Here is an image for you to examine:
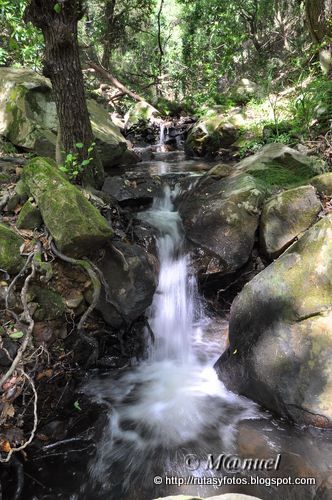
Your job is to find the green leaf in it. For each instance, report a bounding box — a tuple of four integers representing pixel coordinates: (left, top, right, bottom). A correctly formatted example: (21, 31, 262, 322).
(81, 159, 90, 166)
(54, 3, 61, 14)
(59, 166, 67, 172)
(75, 142, 84, 149)
(74, 400, 82, 411)
(9, 331, 24, 340)
(66, 153, 74, 162)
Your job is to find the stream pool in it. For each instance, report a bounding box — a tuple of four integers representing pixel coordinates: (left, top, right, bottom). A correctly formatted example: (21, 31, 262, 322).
(19, 153, 332, 500)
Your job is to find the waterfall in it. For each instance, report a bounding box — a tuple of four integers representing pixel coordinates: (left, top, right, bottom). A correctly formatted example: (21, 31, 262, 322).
(140, 185, 198, 363)
(157, 122, 167, 151)
(84, 185, 261, 499)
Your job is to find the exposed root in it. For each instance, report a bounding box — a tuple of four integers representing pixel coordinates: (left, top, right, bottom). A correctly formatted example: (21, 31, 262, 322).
(49, 241, 101, 332)
(0, 260, 36, 390)
(0, 369, 38, 463)
(108, 242, 129, 271)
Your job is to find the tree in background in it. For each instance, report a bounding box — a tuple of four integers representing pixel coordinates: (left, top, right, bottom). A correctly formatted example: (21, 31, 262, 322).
(305, 0, 332, 77)
(24, 0, 104, 188)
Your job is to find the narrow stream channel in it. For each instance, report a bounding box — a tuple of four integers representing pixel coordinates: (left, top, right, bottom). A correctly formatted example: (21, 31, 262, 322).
(79, 153, 332, 500)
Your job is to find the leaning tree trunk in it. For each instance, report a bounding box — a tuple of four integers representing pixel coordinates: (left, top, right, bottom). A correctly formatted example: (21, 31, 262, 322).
(24, 0, 104, 188)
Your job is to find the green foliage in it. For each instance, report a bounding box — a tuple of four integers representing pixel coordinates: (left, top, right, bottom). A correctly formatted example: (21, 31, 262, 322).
(59, 142, 96, 181)
(0, 0, 43, 67)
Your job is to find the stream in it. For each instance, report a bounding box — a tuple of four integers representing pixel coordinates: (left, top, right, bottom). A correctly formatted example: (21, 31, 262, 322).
(20, 152, 332, 500)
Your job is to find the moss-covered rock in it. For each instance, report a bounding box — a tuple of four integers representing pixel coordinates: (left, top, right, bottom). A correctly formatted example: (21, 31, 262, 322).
(28, 284, 66, 322)
(235, 143, 327, 189)
(216, 214, 332, 427)
(22, 157, 113, 255)
(0, 67, 128, 167)
(179, 173, 266, 275)
(16, 200, 43, 230)
(185, 113, 239, 158)
(260, 185, 321, 258)
(310, 172, 332, 197)
(124, 101, 160, 128)
(0, 222, 24, 274)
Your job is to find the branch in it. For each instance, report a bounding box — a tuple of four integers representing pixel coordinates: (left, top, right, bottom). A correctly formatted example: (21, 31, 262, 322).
(88, 61, 146, 102)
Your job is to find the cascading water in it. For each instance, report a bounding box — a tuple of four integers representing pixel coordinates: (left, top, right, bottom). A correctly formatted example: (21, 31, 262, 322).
(83, 185, 261, 499)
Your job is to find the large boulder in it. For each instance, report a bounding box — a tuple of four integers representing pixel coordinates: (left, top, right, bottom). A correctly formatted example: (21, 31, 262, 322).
(0, 67, 128, 167)
(22, 157, 113, 256)
(124, 101, 160, 129)
(235, 143, 327, 188)
(215, 214, 332, 428)
(0, 222, 25, 274)
(96, 242, 157, 327)
(185, 113, 240, 158)
(310, 172, 332, 197)
(179, 173, 266, 275)
(260, 185, 321, 258)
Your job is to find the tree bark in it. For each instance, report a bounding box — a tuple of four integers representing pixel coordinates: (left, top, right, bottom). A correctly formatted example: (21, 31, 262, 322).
(101, 0, 117, 69)
(305, 0, 332, 76)
(24, 0, 104, 188)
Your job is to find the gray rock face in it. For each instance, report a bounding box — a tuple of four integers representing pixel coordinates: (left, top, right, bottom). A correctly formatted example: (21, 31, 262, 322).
(179, 173, 266, 275)
(260, 185, 321, 258)
(96, 241, 157, 327)
(310, 172, 332, 196)
(215, 215, 332, 428)
(0, 67, 128, 167)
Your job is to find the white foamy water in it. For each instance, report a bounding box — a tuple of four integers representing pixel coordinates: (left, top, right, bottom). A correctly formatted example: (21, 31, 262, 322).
(84, 185, 261, 498)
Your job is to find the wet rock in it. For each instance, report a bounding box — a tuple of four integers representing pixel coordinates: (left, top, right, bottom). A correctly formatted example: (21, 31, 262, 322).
(310, 172, 332, 196)
(102, 173, 162, 206)
(260, 185, 321, 258)
(179, 173, 266, 276)
(96, 241, 157, 327)
(0, 222, 25, 274)
(16, 200, 42, 230)
(23, 157, 113, 256)
(215, 214, 332, 428)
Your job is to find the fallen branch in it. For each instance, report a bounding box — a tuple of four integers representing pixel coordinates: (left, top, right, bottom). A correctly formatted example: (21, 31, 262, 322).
(88, 61, 145, 103)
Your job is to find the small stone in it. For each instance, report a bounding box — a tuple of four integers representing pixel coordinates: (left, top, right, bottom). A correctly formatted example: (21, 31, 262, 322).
(16, 200, 42, 230)
(65, 291, 84, 309)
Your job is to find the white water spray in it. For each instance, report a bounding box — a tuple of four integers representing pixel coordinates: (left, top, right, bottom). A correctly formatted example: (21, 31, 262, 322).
(85, 185, 261, 498)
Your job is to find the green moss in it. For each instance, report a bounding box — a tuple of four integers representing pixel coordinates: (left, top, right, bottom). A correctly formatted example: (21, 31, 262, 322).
(0, 222, 25, 274)
(16, 200, 42, 229)
(29, 284, 65, 321)
(248, 161, 317, 188)
(23, 157, 113, 256)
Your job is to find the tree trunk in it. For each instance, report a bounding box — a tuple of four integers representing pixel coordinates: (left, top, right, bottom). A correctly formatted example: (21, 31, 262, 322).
(101, 0, 116, 69)
(24, 0, 104, 188)
(305, 0, 332, 76)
